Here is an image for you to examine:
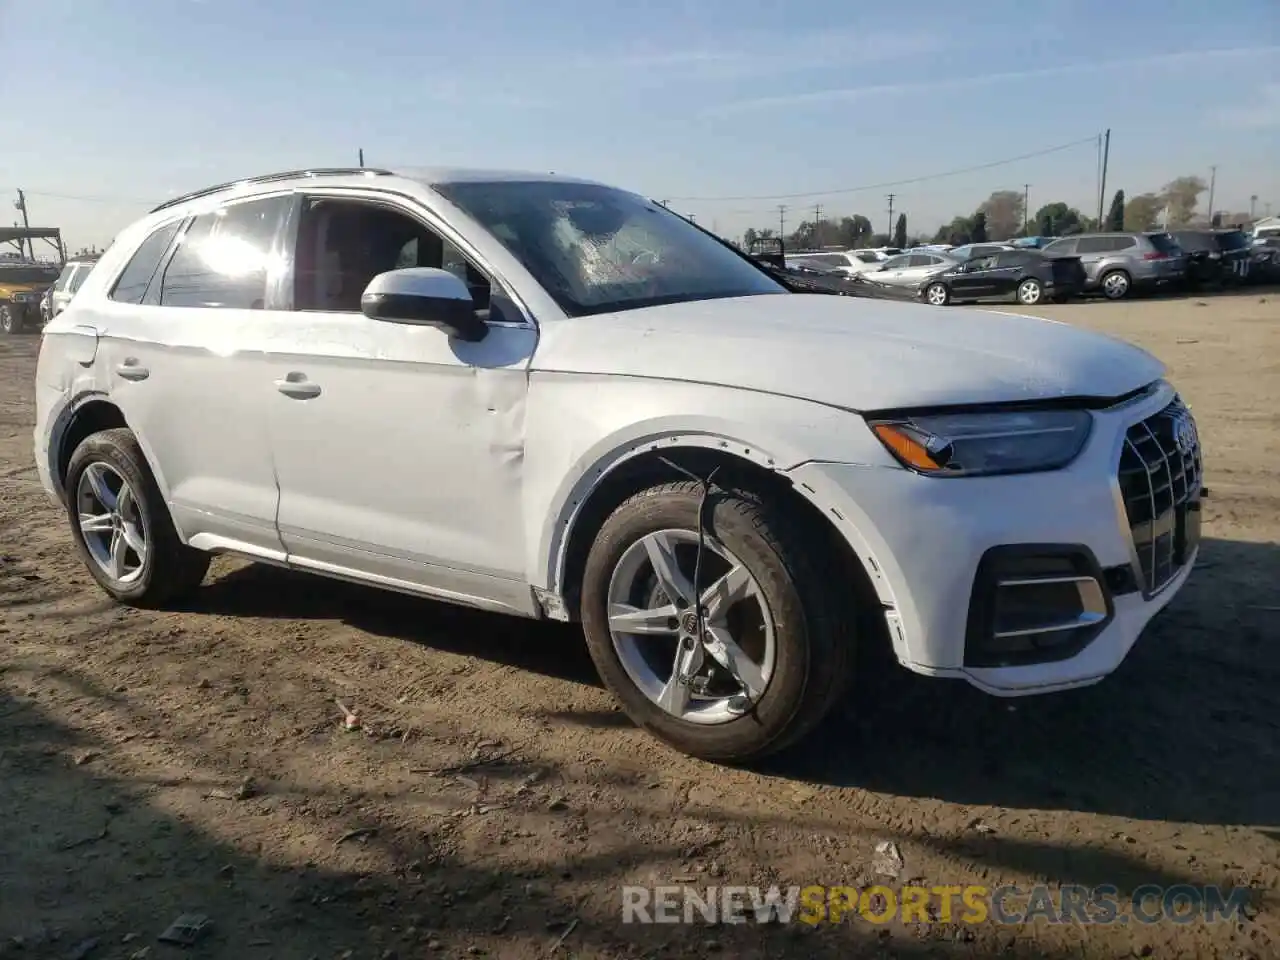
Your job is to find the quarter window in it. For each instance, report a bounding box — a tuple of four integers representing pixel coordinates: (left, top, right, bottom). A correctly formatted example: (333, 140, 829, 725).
(109, 220, 184, 304)
(158, 195, 289, 309)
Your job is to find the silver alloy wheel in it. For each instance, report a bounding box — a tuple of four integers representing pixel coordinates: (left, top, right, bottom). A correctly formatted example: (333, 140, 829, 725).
(0, 306, 13, 333)
(76, 462, 147, 585)
(1102, 272, 1129, 299)
(606, 528, 776, 725)
(925, 283, 948, 306)
(1017, 279, 1042, 304)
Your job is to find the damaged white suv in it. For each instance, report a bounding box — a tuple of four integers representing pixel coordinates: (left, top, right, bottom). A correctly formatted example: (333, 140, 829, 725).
(34, 167, 1203, 762)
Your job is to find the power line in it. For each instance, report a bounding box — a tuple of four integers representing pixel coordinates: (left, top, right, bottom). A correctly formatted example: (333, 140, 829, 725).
(16, 188, 155, 205)
(664, 134, 1100, 202)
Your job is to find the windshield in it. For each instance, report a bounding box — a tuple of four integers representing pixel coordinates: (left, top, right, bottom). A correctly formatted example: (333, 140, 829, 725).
(0, 265, 59, 284)
(433, 180, 785, 316)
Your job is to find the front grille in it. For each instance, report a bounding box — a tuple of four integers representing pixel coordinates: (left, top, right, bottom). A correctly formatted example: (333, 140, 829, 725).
(1118, 397, 1202, 593)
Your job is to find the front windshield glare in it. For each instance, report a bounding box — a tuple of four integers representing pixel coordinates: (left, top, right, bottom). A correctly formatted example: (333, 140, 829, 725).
(433, 180, 786, 316)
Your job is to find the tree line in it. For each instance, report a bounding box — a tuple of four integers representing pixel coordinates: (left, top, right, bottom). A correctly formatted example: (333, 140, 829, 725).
(740, 174, 1251, 251)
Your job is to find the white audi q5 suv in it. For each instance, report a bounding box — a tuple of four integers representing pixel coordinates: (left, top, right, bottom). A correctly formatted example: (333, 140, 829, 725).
(34, 167, 1203, 762)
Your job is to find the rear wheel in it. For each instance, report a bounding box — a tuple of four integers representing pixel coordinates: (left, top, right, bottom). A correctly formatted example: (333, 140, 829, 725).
(0, 305, 18, 334)
(924, 282, 950, 306)
(1016, 278, 1044, 305)
(580, 481, 853, 763)
(1100, 269, 1131, 300)
(65, 428, 210, 608)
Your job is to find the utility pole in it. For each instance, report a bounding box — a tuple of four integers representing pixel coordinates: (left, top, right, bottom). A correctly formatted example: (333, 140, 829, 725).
(1250, 195, 1258, 220)
(1206, 165, 1217, 225)
(358, 148, 364, 168)
(777, 204, 787, 239)
(813, 203, 822, 248)
(1023, 184, 1030, 233)
(14, 190, 32, 259)
(885, 194, 895, 241)
(1096, 128, 1110, 227)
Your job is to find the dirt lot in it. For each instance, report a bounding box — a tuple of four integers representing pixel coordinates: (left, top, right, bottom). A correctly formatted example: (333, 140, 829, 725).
(2, 291, 1278, 960)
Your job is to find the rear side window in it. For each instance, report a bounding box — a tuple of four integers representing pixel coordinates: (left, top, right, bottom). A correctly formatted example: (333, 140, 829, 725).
(159, 195, 290, 309)
(109, 221, 184, 304)
(1146, 233, 1181, 254)
(67, 264, 93, 293)
(53, 265, 76, 292)
(855, 252, 881, 263)
(905, 254, 934, 267)
(1173, 232, 1213, 252)
(995, 251, 1030, 267)
(1075, 236, 1114, 254)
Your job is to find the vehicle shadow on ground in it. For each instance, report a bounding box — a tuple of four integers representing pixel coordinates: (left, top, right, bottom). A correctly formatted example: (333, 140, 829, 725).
(770, 536, 1280, 829)
(2, 679, 1201, 959)
(184, 561, 600, 688)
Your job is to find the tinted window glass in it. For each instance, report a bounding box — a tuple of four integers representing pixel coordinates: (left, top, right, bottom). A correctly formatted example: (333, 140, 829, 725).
(1146, 233, 1181, 254)
(1074, 236, 1112, 254)
(968, 255, 997, 270)
(995, 251, 1030, 267)
(905, 254, 933, 267)
(880, 255, 910, 269)
(855, 252, 881, 263)
(67, 264, 93, 293)
(110, 220, 184, 304)
(1215, 230, 1250, 251)
(1043, 238, 1076, 255)
(53, 264, 77, 292)
(159, 196, 289, 309)
(1173, 231, 1213, 253)
(1111, 236, 1136, 250)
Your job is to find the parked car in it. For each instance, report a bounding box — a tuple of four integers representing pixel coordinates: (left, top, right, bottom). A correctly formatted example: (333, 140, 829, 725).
(921, 248, 1087, 306)
(0, 260, 61, 334)
(1041, 232, 1185, 300)
(1172, 229, 1252, 287)
(784, 249, 885, 277)
(863, 250, 960, 289)
(1011, 236, 1056, 249)
(35, 166, 1202, 763)
(41, 256, 101, 325)
(946, 242, 1016, 261)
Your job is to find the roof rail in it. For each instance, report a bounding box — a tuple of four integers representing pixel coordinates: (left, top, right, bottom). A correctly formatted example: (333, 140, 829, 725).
(149, 167, 395, 214)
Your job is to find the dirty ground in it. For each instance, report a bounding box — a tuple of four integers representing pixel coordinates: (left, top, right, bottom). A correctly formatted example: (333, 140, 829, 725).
(1, 291, 1278, 959)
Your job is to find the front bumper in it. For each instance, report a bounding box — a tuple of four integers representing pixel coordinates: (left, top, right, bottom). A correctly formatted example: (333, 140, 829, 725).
(786, 380, 1201, 696)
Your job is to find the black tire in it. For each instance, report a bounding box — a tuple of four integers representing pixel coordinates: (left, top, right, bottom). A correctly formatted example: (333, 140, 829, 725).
(580, 480, 853, 763)
(65, 428, 210, 608)
(0, 305, 18, 335)
(1099, 269, 1131, 301)
(924, 282, 951, 306)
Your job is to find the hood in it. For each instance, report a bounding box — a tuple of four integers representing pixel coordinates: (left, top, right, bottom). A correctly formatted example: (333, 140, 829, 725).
(533, 293, 1165, 411)
(0, 281, 49, 298)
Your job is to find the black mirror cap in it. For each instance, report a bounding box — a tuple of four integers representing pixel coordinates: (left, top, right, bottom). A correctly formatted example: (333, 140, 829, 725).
(361, 291, 488, 342)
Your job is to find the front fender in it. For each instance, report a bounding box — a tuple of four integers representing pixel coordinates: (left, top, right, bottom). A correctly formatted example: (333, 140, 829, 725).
(521, 374, 897, 592)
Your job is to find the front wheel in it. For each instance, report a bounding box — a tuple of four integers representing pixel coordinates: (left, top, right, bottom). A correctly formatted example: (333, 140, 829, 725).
(580, 481, 852, 763)
(1016, 278, 1044, 305)
(65, 428, 211, 608)
(0, 305, 18, 334)
(924, 282, 950, 306)
(1100, 269, 1131, 300)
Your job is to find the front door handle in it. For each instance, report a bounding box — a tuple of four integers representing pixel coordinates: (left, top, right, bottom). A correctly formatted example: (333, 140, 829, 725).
(275, 372, 321, 400)
(115, 359, 149, 381)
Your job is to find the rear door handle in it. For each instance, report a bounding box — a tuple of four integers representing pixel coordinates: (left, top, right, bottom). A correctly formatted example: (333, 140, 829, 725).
(275, 373, 321, 400)
(115, 359, 149, 381)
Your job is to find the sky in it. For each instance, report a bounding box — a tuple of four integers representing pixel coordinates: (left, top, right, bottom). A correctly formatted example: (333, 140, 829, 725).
(2, 0, 1277, 253)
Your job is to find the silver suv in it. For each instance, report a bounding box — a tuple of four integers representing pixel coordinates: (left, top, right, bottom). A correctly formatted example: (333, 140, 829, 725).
(1041, 232, 1185, 300)
(41, 256, 99, 324)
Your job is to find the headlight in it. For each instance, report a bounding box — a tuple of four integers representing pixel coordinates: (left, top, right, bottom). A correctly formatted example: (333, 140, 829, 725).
(866, 409, 1092, 477)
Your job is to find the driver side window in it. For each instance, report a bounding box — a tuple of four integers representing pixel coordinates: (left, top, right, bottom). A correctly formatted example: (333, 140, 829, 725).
(968, 255, 996, 271)
(292, 196, 505, 318)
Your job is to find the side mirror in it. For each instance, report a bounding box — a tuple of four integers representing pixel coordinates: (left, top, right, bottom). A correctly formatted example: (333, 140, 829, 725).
(360, 268, 488, 343)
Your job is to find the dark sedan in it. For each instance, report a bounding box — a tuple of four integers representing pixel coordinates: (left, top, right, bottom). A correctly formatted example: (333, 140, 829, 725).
(919, 248, 1086, 307)
(1172, 229, 1253, 287)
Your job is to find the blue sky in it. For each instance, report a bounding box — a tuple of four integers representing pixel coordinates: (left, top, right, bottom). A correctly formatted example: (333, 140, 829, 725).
(3, 0, 1277, 251)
